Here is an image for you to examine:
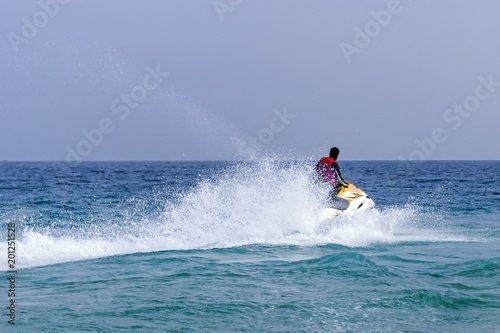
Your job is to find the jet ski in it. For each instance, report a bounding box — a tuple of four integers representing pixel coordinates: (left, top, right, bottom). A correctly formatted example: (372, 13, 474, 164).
(318, 182, 375, 220)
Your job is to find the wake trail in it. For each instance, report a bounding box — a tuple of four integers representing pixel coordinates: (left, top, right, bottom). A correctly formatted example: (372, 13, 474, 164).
(0, 160, 472, 269)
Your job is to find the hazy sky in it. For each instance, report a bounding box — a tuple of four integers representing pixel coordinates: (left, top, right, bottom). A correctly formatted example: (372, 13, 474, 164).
(1, 0, 499, 161)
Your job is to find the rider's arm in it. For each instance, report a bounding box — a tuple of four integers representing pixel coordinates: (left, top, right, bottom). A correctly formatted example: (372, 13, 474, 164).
(331, 162, 349, 187)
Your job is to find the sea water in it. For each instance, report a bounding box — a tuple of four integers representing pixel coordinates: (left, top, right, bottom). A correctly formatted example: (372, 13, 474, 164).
(0, 160, 499, 332)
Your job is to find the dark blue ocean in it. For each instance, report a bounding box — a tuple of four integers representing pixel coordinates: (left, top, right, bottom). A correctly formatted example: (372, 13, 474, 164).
(1, 160, 499, 332)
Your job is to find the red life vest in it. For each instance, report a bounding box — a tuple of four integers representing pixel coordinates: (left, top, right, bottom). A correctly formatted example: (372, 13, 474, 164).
(315, 157, 338, 187)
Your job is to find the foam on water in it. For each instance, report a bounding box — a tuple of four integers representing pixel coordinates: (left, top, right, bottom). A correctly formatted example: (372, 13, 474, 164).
(1, 160, 474, 270)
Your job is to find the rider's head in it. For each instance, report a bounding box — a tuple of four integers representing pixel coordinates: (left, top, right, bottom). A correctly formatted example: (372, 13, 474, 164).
(329, 147, 340, 160)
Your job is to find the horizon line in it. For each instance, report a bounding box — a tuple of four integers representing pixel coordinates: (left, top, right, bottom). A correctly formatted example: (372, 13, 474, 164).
(1, 159, 499, 163)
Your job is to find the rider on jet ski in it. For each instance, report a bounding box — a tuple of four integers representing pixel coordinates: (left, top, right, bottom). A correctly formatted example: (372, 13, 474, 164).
(316, 147, 349, 192)
(315, 147, 352, 212)
(316, 148, 375, 217)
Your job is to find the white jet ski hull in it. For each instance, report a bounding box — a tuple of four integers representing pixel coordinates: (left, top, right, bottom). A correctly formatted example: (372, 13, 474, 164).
(318, 183, 375, 220)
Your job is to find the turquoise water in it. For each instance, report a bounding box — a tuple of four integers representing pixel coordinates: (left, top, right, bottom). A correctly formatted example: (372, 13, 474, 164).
(1, 161, 499, 332)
